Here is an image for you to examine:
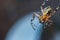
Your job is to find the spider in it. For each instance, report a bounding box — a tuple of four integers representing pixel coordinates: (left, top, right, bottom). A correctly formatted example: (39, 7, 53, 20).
(31, 0, 60, 30)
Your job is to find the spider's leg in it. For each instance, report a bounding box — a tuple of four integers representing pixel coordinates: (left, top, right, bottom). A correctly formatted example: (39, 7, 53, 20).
(40, 4, 44, 14)
(40, 0, 49, 13)
(56, 5, 60, 10)
(31, 13, 38, 30)
(31, 12, 41, 30)
(39, 19, 42, 23)
(31, 23, 36, 30)
(31, 13, 35, 22)
(54, 5, 60, 13)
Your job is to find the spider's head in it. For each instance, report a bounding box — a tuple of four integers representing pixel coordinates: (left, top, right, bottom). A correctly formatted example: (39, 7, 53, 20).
(43, 6, 52, 15)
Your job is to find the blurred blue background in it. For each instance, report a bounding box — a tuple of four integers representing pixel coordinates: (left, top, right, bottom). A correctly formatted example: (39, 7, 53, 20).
(5, 12, 43, 40)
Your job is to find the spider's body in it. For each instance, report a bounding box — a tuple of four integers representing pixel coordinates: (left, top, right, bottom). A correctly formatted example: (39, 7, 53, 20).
(39, 6, 53, 23)
(31, 0, 60, 30)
